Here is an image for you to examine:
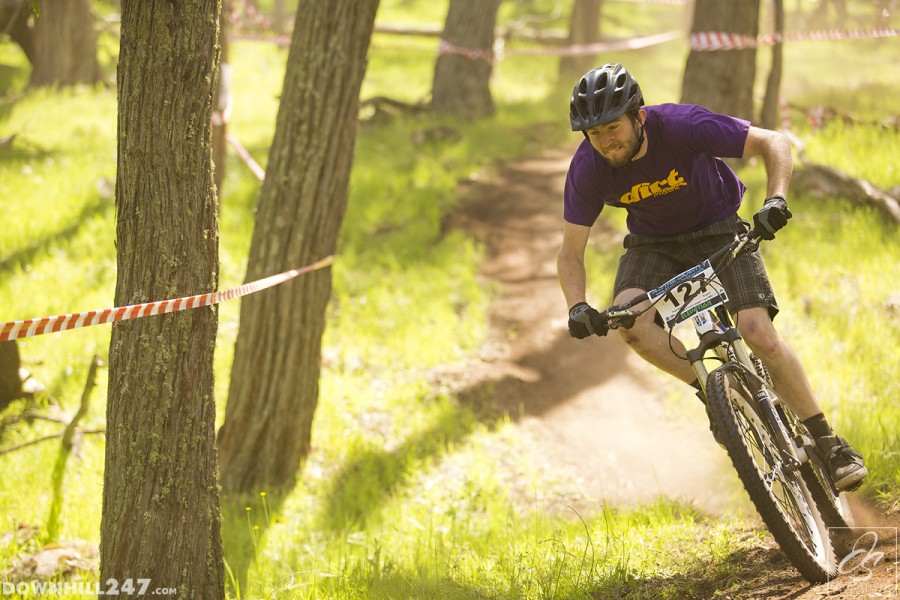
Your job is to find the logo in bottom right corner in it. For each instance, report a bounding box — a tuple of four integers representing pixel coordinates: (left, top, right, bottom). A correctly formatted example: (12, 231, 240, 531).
(828, 526, 899, 596)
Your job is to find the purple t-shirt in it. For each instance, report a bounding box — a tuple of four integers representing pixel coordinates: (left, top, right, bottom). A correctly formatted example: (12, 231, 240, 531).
(564, 103, 750, 236)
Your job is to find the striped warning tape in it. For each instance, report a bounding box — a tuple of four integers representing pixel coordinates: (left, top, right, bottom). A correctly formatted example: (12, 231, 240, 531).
(612, 0, 687, 4)
(225, 132, 265, 181)
(0, 256, 333, 342)
(504, 31, 681, 56)
(438, 39, 495, 64)
(691, 28, 897, 50)
(233, 26, 896, 56)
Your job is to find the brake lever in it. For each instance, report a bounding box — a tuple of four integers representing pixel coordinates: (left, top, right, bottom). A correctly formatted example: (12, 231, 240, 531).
(732, 233, 761, 258)
(604, 309, 636, 330)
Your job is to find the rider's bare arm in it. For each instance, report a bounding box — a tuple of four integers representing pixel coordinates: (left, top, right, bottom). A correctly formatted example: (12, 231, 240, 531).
(742, 126, 793, 200)
(557, 221, 592, 309)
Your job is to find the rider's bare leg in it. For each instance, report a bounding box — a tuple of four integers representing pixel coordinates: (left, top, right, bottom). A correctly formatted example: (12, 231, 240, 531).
(613, 288, 696, 385)
(733, 307, 821, 420)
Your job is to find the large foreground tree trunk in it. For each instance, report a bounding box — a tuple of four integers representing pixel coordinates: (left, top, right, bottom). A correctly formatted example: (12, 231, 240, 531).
(213, 6, 230, 194)
(681, 0, 759, 120)
(100, 1, 224, 595)
(431, 0, 502, 118)
(29, 0, 102, 87)
(217, 0, 380, 495)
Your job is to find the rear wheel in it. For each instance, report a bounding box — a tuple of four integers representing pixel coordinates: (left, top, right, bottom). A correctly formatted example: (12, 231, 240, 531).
(706, 364, 836, 583)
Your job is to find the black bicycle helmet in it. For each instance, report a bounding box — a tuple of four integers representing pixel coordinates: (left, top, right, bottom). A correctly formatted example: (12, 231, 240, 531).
(569, 63, 644, 131)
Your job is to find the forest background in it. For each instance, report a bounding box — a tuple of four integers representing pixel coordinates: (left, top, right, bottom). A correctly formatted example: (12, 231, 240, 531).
(0, 0, 898, 598)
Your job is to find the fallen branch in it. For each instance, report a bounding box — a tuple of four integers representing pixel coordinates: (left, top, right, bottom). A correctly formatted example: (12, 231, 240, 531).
(0, 428, 105, 456)
(62, 355, 101, 450)
(0, 356, 105, 456)
(0, 411, 68, 428)
(786, 101, 900, 131)
(360, 96, 430, 114)
(792, 163, 900, 224)
(359, 96, 430, 128)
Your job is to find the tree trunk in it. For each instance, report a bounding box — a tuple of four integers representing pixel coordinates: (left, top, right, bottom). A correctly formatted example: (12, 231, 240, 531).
(213, 6, 230, 194)
(431, 0, 501, 118)
(558, 0, 602, 81)
(1, 1, 35, 65)
(29, 0, 102, 88)
(217, 0, 380, 495)
(272, 0, 288, 35)
(0, 341, 22, 412)
(100, 1, 224, 595)
(681, 0, 759, 120)
(760, 0, 784, 129)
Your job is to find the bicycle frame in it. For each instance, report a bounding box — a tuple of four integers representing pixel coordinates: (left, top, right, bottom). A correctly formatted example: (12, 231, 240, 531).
(603, 229, 805, 466)
(600, 227, 849, 581)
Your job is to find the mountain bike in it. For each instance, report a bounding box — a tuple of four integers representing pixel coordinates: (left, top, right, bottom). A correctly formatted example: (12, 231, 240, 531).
(597, 225, 854, 583)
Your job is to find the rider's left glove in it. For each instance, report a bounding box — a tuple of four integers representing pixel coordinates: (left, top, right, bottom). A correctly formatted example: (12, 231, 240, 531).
(753, 196, 792, 240)
(567, 302, 609, 339)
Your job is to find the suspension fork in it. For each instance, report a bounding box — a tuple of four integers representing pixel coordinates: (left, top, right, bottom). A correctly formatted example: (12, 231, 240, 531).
(687, 309, 742, 395)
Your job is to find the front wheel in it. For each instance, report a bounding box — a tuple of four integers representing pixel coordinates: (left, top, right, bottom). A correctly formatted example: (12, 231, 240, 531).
(706, 364, 836, 583)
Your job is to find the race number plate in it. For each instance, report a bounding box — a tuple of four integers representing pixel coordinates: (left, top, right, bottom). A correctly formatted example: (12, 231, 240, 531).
(647, 260, 729, 330)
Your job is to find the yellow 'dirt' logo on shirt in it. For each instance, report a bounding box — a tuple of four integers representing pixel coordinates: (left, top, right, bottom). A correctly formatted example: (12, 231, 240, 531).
(619, 169, 687, 204)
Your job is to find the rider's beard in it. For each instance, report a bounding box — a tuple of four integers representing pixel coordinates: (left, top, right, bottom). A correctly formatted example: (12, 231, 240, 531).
(601, 125, 642, 169)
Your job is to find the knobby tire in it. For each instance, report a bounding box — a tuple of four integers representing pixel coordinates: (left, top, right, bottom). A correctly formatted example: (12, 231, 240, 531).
(706, 365, 836, 583)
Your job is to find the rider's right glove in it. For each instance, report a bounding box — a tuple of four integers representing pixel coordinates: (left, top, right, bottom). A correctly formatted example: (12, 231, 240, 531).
(567, 302, 609, 339)
(752, 195, 792, 240)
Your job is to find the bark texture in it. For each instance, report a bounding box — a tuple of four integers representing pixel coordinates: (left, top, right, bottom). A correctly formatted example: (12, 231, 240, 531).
(217, 0, 380, 494)
(213, 6, 230, 194)
(681, 0, 760, 120)
(101, 1, 224, 595)
(431, 0, 502, 118)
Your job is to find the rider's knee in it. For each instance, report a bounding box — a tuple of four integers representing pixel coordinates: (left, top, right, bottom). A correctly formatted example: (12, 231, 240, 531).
(739, 315, 782, 360)
(618, 317, 654, 349)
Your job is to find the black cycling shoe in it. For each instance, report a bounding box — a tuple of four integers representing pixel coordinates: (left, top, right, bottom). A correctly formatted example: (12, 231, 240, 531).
(816, 435, 868, 492)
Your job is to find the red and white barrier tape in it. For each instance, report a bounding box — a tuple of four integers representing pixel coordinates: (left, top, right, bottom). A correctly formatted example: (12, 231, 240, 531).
(506, 31, 681, 56)
(691, 28, 897, 50)
(225, 132, 266, 181)
(780, 97, 792, 131)
(0, 256, 333, 342)
(438, 39, 495, 64)
(230, 32, 291, 47)
(612, 0, 687, 4)
(228, 0, 271, 31)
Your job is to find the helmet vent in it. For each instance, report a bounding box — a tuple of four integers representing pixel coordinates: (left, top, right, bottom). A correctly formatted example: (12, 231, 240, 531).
(568, 63, 643, 131)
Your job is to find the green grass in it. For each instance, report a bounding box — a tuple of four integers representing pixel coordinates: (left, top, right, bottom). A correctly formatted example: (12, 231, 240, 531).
(1, 1, 899, 597)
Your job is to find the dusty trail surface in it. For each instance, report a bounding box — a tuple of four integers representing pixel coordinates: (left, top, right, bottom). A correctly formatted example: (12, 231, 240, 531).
(448, 145, 742, 513)
(445, 145, 898, 599)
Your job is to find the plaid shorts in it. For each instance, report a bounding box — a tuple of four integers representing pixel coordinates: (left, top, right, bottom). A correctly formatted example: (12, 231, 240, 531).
(613, 214, 779, 319)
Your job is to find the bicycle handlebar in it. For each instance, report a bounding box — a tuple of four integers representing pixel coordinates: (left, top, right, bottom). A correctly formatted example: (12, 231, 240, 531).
(600, 225, 765, 330)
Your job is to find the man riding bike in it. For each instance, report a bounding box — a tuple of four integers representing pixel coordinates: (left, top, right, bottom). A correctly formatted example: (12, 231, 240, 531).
(557, 62, 867, 491)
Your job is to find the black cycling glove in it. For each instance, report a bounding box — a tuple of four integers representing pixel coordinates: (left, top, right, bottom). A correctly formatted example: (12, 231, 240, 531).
(567, 302, 609, 339)
(753, 196, 792, 240)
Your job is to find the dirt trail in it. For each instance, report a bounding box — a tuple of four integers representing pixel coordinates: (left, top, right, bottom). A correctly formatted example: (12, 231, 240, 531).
(447, 146, 899, 598)
(449, 145, 744, 514)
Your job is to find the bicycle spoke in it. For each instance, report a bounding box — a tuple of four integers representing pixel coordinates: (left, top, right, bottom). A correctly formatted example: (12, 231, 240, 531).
(728, 390, 825, 560)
